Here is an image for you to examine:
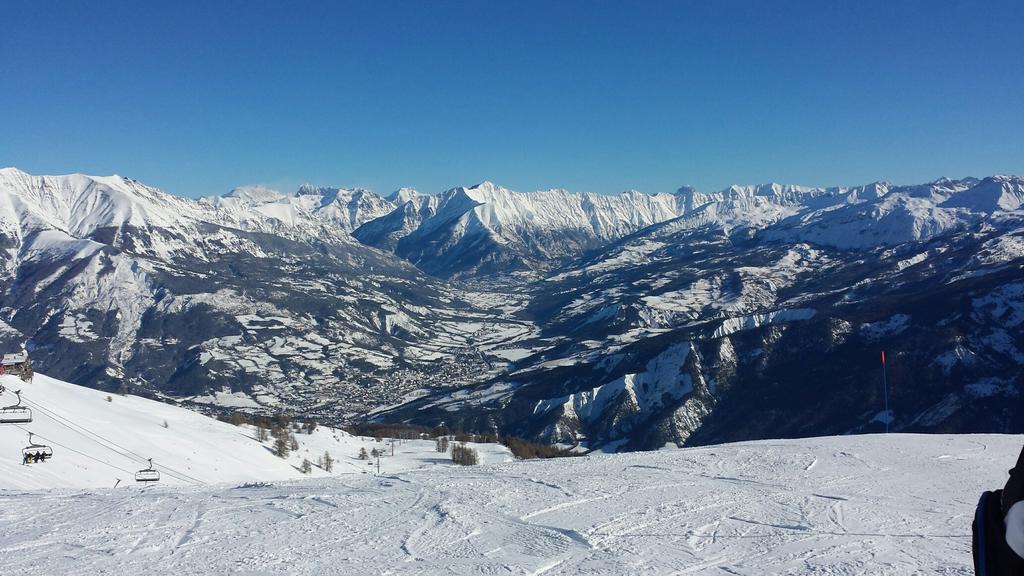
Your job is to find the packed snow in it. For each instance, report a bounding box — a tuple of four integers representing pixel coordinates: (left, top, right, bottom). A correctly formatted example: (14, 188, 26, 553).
(0, 431, 1017, 574)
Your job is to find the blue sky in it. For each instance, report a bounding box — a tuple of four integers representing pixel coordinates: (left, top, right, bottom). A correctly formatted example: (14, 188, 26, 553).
(2, 1, 1022, 197)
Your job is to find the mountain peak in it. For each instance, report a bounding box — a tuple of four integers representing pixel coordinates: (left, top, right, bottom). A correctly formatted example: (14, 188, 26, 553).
(223, 185, 287, 203)
(942, 175, 1024, 211)
(0, 166, 28, 177)
(388, 187, 420, 204)
(467, 181, 504, 195)
(295, 183, 330, 196)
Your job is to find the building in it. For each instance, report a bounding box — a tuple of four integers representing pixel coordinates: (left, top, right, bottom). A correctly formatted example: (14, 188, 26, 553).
(1, 351, 33, 383)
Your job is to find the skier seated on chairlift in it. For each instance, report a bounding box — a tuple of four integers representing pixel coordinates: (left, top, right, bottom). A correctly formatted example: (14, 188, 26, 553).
(975, 445, 1024, 574)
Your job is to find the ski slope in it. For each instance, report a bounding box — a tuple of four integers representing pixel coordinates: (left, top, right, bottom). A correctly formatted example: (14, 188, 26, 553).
(0, 374, 511, 490)
(1, 432, 1017, 575)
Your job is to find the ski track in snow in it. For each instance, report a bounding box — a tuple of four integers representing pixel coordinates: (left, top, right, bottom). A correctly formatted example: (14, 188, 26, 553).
(0, 433, 1017, 575)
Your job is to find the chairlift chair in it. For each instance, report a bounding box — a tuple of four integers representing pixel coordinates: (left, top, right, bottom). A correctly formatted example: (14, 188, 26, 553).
(0, 390, 32, 424)
(22, 432, 53, 462)
(135, 458, 160, 483)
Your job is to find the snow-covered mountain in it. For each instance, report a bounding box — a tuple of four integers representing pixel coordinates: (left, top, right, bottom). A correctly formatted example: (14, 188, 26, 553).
(356, 181, 685, 277)
(1, 167, 1022, 452)
(0, 168, 530, 416)
(377, 177, 1024, 450)
(203, 183, 396, 233)
(354, 176, 1024, 278)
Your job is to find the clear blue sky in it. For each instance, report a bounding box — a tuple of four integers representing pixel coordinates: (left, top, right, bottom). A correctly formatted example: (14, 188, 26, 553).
(2, 1, 1022, 197)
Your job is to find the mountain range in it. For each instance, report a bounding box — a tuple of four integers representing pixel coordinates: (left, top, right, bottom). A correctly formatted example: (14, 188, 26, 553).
(1, 166, 1021, 450)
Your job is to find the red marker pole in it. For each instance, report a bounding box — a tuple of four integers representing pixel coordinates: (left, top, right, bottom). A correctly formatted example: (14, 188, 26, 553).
(881, 350, 889, 434)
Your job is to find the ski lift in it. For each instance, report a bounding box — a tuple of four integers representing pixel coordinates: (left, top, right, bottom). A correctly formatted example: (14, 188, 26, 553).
(0, 390, 32, 424)
(22, 432, 53, 462)
(135, 458, 160, 483)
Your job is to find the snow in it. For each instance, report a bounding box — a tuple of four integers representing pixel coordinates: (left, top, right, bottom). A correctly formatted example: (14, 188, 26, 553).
(535, 343, 693, 429)
(0, 433, 1016, 574)
(490, 348, 535, 361)
(189, 390, 262, 409)
(973, 282, 1024, 328)
(973, 231, 1024, 265)
(0, 374, 307, 489)
(0, 374, 511, 490)
(456, 182, 682, 242)
(895, 251, 929, 271)
(56, 313, 99, 342)
(369, 174, 1023, 276)
(208, 183, 396, 233)
(3, 169, 1021, 282)
(222, 185, 287, 203)
(549, 240, 669, 280)
(19, 229, 105, 261)
(943, 175, 1024, 212)
(711, 308, 816, 339)
(860, 314, 911, 340)
(932, 344, 979, 375)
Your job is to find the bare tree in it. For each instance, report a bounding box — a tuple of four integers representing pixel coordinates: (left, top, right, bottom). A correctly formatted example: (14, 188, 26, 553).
(451, 443, 479, 465)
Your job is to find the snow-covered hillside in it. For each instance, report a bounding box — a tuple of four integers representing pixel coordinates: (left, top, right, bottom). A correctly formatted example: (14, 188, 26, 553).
(0, 374, 511, 490)
(1, 166, 1023, 451)
(0, 433, 1016, 574)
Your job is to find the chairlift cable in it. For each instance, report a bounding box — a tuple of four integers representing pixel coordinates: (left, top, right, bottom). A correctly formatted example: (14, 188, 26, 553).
(16, 393, 203, 483)
(18, 395, 151, 462)
(15, 394, 204, 485)
(12, 424, 137, 476)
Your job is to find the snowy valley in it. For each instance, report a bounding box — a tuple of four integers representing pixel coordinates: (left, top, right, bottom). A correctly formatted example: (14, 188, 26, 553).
(0, 168, 1021, 452)
(0, 168, 1022, 574)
